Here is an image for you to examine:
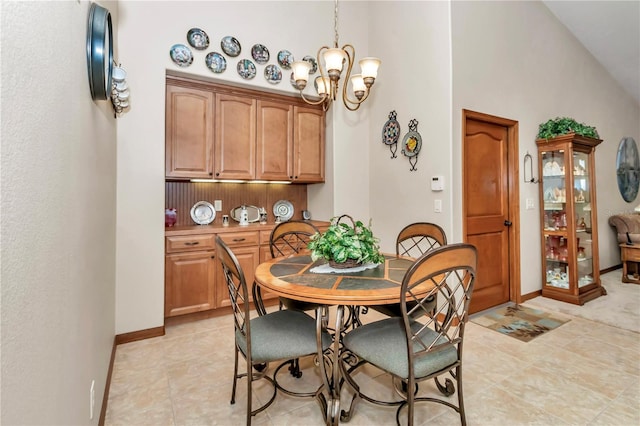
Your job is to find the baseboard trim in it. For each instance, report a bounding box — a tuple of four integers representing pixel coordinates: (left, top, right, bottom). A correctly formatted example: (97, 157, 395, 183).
(601, 264, 622, 274)
(521, 289, 542, 302)
(115, 326, 165, 345)
(99, 337, 117, 426)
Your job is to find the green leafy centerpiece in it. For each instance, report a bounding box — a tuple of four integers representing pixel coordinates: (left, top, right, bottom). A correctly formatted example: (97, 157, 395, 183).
(536, 117, 599, 140)
(308, 215, 385, 268)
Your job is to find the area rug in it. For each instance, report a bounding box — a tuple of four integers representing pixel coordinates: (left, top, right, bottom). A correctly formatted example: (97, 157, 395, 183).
(470, 304, 570, 342)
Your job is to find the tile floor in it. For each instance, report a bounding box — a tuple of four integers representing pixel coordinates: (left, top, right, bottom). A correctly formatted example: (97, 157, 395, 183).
(106, 294, 640, 425)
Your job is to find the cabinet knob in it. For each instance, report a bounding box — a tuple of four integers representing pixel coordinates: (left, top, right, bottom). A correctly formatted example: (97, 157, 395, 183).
(216, 172, 220, 177)
(211, 255, 215, 259)
(209, 172, 213, 176)
(504, 220, 512, 227)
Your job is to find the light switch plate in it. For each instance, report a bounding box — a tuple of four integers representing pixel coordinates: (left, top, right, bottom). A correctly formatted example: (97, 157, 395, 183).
(526, 198, 534, 210)
(434, 199, 442, 213)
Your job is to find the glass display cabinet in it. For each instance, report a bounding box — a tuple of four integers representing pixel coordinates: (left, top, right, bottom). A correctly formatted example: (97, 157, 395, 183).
(536, 133, 606, 305)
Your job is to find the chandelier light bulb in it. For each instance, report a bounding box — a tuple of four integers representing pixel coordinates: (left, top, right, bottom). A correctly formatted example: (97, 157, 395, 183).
(315, 76, 330, 96)
(291, 61, 312, 89)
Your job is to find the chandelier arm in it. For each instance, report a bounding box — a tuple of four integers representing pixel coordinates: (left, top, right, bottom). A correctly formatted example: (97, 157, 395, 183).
(298, 90, 331, 108)
(339, 44, 367, 110)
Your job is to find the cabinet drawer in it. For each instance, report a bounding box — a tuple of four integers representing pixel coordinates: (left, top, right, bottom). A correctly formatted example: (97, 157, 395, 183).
(166, 234, 215, 253)
(217, 231, 260, 247)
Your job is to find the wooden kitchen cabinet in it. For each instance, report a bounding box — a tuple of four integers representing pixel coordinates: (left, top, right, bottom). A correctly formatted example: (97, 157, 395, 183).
(165, 75, 324, 183)
(165, 84, 214, 179)
(256, 100, 293, 181)
(165, 221, 329, 318)
(165, 235, 216, 317)
(214, 93, 256, 180)
(293, 106, 325, 183)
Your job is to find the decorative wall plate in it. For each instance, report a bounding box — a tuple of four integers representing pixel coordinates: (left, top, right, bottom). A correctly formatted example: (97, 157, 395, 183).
(86, 3, 113, 100)
(230, 205, 260, 223)
(382, 110, 400, 158)
(169, 44, 193, 67)
(401, 119, 422, 171)
(273, 200, 294, 221)
(264, 64, 282, 84)
(190, 201, 216, 225)
(205, 52, 227, 73)
(237, 59, 256, 79)
(187, 28, 209, 50)
(616, 136, 640, 202)
(251, 44, 270, 64)
(277, 50, 294, 69)
(302, 55, 318, 74)
(221, 36, 241, 57)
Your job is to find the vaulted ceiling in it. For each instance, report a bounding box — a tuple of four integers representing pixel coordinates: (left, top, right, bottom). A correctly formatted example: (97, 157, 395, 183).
(543, 1, 640, 106)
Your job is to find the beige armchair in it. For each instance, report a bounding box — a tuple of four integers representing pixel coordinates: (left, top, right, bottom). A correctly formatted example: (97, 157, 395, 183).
(608, 214, 640, 244)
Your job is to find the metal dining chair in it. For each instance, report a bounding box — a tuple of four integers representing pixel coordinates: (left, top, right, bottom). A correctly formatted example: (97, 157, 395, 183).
(216, 236, 332, 425)
(370, 222, 447, 318)
(264, 220, 330, 377)
(341, 243, 478, 426)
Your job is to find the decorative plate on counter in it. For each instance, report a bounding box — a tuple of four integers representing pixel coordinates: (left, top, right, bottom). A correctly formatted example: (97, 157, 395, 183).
(190, 201, 216, 225)
(273, 200, 294, 221)
(230, 205, 261, 223)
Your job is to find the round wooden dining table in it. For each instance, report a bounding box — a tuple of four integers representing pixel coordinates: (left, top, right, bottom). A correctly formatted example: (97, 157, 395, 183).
(254, 253, 425, 425)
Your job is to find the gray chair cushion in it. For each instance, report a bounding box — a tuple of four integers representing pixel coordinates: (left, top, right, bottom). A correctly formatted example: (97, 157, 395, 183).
(343, 317, 457, 379)
(236, 309, 332, 363)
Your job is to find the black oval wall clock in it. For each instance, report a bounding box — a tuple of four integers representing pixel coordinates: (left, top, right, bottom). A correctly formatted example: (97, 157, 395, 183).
(86, 3, 113, 100)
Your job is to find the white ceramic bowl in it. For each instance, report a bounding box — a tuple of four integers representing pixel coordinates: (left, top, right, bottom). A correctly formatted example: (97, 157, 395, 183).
(112, 66, 127, 82)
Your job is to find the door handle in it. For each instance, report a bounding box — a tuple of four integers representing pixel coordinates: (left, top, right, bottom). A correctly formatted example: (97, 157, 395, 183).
(504, 220, 512, 227)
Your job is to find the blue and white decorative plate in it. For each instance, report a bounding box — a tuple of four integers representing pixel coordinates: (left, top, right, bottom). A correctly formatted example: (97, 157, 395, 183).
(302, 55, 318, 74)
(237, 59, 256, 79)
(277, 50, 294, 69)
(187, 28, 209, 50)
(221, 36, 241, 57)
(251, 44, 270, 64)
(169, 44, 193, 67)
(264, 64, 282, 84)
(205, 52, 227, 73)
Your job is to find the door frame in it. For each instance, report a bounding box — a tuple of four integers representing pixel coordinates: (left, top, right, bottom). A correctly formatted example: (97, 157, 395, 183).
(462, 109, 522, 305)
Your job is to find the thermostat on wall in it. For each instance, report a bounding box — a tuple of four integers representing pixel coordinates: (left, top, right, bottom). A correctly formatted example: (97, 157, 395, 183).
(431, 175, 444, 191)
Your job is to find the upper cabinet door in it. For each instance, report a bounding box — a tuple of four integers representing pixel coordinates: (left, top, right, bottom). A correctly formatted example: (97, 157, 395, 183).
(214, 93, 256, 180)
(293, 106, 325, 183)
(256, 100, 293, 181)
(165, 84, 214, 179)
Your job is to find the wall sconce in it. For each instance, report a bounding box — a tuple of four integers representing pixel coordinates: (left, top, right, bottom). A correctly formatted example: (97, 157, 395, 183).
(523, 151, 538, 183)
(110, 63, 130, 117)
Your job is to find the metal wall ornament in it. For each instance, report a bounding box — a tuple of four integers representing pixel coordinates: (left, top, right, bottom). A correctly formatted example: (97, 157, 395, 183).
(401, 119, 422, 171)
(382, 110, 401, 158)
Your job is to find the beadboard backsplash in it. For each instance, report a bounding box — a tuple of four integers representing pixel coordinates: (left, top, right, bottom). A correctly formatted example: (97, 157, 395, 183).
(165, 182, 307, 227)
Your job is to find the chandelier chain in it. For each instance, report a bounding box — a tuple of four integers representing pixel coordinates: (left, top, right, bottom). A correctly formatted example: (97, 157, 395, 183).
(333, 0, 339, 48)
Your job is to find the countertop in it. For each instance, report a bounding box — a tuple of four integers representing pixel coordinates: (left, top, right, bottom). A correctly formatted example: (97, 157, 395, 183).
(165, 220, 330, 236)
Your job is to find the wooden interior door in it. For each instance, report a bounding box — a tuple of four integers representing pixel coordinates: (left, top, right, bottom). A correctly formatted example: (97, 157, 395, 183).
(463, 110, 520, 314)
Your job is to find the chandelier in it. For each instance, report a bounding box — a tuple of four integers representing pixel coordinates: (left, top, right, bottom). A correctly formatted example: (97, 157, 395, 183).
(290, 0, 381, 112)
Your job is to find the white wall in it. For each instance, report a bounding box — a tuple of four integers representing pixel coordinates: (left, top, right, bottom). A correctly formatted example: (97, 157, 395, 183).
(451, 0, 640, 295)
(367, 1, 453, 253)
(0, 1, 117, 423)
